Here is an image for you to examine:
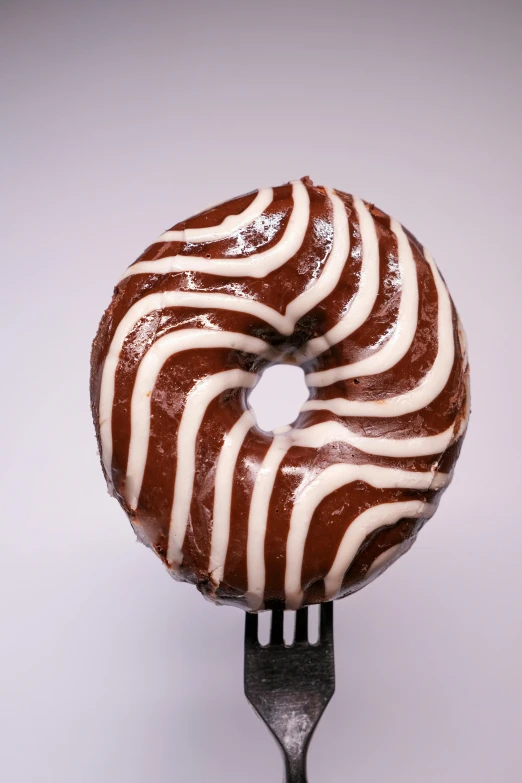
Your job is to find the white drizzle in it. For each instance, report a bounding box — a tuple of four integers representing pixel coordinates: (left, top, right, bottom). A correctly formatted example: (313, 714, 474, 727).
(302, 249, 455, 417)
(244, 417, 456, 609)
(296, 197, 380, 361)
(96, 179, 469, 610)
(246, 436, 289, 610)
(284, 466, 449, 609)
(121, 181, 310, 279)
(157, 188, 274, 244)
(305, 219, 419, 385)
(282, 188, 350, 325)
(323, 501, 435, 600)
(99, 291, 287, 481)
(285, 419, 455, 457)
(208, 411, 255, 585)
(365, 543, 403, 579)
(99, 188, 350, 480)
(124, 329, 269, 509)
(167, 371, 257, 567)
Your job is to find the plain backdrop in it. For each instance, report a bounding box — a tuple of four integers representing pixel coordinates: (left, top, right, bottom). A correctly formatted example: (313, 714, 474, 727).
(2, 1, 521, 781)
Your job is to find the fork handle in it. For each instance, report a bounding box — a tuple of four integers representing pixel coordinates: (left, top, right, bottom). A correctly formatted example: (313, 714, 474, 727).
(282, 748, 307, 783)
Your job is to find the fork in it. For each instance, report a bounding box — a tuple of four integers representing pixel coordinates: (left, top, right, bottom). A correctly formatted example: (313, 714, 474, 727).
(244, 603, 335, 783)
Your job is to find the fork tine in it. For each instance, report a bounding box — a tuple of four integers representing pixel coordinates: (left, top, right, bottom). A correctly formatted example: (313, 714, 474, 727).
(294, 606, 308, 643)
(270, 609, 285, 645)
(245, 611, 259, 647)
(319, 601, 334, 644)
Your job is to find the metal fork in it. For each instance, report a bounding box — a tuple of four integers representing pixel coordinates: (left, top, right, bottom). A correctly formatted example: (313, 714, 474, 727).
(244, 603, 335, 783)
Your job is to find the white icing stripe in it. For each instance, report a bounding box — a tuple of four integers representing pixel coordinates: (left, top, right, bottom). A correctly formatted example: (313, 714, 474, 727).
(246, 436, 289, 610)
(297, 197, 380, 360)
(324, 501, 435, 600)
(124, 329, 269, 509)
(243, 416, 455, 609)
(284, 188, 350, 324)
(242, 417, 455, 609)
(157, 188, 274, 244)
(208, 410, 255, 584)
(100, 284, 454, 490)
(365, 542, 403, 579)
(99, 191, 351, 479)
(284, 464, 449, 608)
(121, 180, 310, 280)
(167, 371, 257, 567)
(288, 420, 456, 457)
(302, 250, 455, 417)
(306, 219, 419, 386)
(99, 291, 289, 481)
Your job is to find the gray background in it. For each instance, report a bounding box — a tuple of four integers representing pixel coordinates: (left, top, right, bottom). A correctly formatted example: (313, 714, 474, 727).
(2, 0, 521, 781)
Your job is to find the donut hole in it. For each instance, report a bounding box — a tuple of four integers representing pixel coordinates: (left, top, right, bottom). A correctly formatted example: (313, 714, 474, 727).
(248, 364, 309, 433)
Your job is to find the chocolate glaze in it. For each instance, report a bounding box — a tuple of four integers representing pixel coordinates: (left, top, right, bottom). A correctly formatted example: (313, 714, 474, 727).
(91, 177, 469, 610)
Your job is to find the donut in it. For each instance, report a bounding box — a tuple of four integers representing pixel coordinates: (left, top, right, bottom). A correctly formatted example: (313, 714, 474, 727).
(90, 177, 469, 611)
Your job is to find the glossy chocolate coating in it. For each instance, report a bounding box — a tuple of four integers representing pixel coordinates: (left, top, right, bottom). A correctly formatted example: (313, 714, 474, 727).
(91, 178, 469, 610)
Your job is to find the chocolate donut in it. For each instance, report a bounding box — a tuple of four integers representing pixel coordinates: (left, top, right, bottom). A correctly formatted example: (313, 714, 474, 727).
(90, 177, 469, 611)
